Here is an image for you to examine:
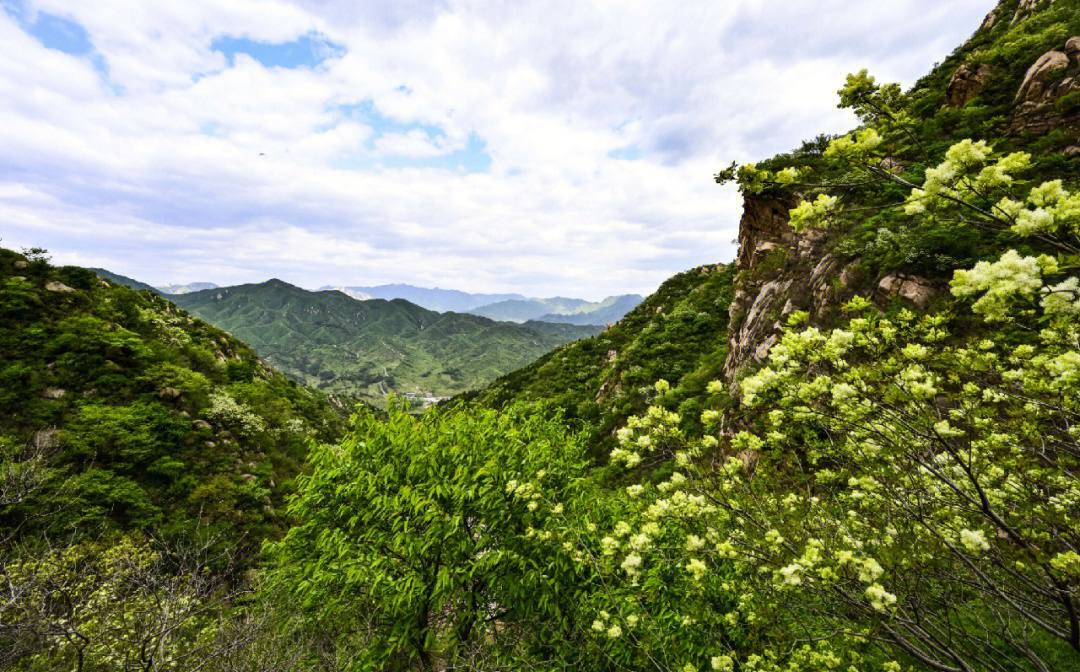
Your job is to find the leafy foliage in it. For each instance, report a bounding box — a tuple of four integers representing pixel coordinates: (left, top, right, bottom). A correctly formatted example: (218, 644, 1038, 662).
(268, 403, 600, 670)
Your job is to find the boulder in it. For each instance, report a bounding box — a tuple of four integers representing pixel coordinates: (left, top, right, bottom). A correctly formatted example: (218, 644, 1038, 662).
(1067, 37, 1080, 59)
(1064, 146, 1080, 157)
(1016, 51, 1070, 103)
(945, 64, 993, 108)
(193, 419, 212, 430)
(876, 274, 937, 309)
(1008, 42, 1080, 137)
(45, 281, 75, 293)
(157, 386, 181, 401)
(13, 260, 27, 269)
(43, 388, 66, 399)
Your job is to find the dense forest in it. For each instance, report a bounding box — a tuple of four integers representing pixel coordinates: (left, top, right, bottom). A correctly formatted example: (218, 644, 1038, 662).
(4, 0, 1080, 670)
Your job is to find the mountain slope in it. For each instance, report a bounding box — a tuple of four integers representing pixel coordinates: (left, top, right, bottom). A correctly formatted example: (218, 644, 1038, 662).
(171, 280, 601, 404)
(465, 264, 735, 459)
(319, 283, 526, 312)
(88, 267, 159, 293)
(2, 249, 348, 552)
(536, 294, 645, 325)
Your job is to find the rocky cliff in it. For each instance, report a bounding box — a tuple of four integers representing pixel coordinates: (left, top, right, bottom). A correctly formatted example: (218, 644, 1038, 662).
(721, 0, 1080, 394)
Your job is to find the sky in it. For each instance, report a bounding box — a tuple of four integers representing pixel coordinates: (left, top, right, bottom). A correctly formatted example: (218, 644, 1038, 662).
(0, 0, 995, 299)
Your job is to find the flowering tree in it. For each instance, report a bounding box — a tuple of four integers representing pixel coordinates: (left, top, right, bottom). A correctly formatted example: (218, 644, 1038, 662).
(595, 126, 1080, 671)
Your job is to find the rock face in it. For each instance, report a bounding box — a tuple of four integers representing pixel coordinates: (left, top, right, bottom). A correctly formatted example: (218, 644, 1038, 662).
(722, 195, 855, 392)
(1008, 38, 1080, 139)
(945, 64, 993, 108)
(1012, 0, 1054, 24)
(875, 274, 938, 310)
(45, 281, 76, 293)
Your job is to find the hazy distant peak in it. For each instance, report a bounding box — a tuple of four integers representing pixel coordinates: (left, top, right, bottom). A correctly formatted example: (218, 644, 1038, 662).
(156, 281, 219, 294)
(321, 286, 374, 301)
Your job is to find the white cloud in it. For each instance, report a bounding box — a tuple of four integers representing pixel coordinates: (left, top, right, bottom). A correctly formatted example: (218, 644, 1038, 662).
(1, 0, 995, 298)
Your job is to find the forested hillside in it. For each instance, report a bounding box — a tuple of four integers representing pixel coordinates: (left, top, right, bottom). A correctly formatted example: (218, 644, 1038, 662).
(169, 279, 601, 404)
(465, 264, 734, 458)
(0, 249, 349, 549)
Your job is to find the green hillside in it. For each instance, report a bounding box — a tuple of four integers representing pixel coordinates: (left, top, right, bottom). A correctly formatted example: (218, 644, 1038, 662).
(88, 267, 159, 293)
(0, 248, 349, 553)
(465, 264, 735, 459)
(169, 280, 602, 405)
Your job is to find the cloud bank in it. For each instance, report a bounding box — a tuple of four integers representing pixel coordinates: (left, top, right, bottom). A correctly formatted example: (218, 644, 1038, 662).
(0, 0, 994, 298)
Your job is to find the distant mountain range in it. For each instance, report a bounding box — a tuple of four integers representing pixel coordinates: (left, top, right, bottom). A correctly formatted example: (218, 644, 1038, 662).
(322, 284, 644, 325)
(318, 284, 526, 313)
(93, 270, 603, 404)
(169, 281, 601, 403)
(468, 294, 644, 325)
(93, 275, 641, 326)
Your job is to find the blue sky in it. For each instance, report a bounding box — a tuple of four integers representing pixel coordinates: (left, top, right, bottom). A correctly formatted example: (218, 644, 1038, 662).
(0, 0, 995, 298)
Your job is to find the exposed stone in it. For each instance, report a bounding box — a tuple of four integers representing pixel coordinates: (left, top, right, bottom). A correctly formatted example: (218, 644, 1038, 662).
(45, 281, 75, 293)
(193, 419, 212, 430)
(945, 64, 993, 108)
(607, 349, 617, 363)
(839, 261, 862, 289)
(157, 386, 181, 401)
(1067, 37, 1080, 58)
(722, 194, 856, 394)
(1012, 0, 1053, 24)
(43, 388, 66, 399)
(809, 255, 840, 314)
(753, 334, 779, 363)
(32, 428, 59, 450)
(13, 260, 27, 269)
(751, 241, 779, 266)
(876, 274, 938, 309)
(1016, 51, 1070, 102)
(980, 7, 1000, 31)
(1064, 146, 1080, 157)
(1008, 42, 1080, 138)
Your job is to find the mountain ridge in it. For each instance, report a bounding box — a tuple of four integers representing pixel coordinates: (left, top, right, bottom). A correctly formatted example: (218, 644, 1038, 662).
(168, 278, 602, 404)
